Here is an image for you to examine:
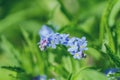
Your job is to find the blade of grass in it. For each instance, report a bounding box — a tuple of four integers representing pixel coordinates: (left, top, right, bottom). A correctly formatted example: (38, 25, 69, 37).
(100, 0, 118, 53)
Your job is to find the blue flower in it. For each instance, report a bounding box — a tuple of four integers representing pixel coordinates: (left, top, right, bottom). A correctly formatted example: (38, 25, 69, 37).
(67, 37, 76, 46)
(67, 37, 88, 59)
(80, 42, 88, 51)
(47, 33, 61, 49)
(39, 25, 54, 39)
(105, 68, 120, 74)
(78, 37, 88, 51)
(73, 51, 86, 59)
(60, 34, 69, 46)
(105, 68, 120, 80)
(68, 42, 78, 54)
(73, 51, 82, 59)
(33, 75, 56, 80)
(39, 38, 48, 51)
(33, 75, 47, 80)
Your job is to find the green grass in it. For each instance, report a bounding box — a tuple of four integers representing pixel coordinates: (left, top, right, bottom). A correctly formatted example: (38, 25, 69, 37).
(0, 0, 120, 80)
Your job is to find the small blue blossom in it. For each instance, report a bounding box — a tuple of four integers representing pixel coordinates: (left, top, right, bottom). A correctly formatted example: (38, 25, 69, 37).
(105, 68, 120, 80)
(73, 51, 82, 59)
(47, 33, 61, 49)
(33, 75, 47, 80)
(73, 51, 86, 59)
(39, 38, 48, 51)
(60, 34, 69, 46)
(80, 42, 88, 51)
(39, 25, 54, 39)
(53, 33, 61, 45)
(33, 75, 56, 80)
(68, 42, 79, 54)
(105, 68, 120, 74)
(67, 36, 88, 59)
(67, 37, 76, 46)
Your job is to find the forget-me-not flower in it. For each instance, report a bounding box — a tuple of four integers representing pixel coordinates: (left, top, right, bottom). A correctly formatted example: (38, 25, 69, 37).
(67, 36, 88, 59)
(33, 75, 47, 80)
(105, 68, 120, 80)
(39, 25, 54, 39)
(68, 42, 78, 54)
(39, 38, 48, 51)
(47, 33, 61, 49)
(60, 34, 69, 46)
(73, 51, 82, 59)
(67, 37, 76, 46)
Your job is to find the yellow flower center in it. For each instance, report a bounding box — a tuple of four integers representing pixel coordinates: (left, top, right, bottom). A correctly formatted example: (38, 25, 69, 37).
(72, 45, 76, 48)
(75, 53, 79, 57)
(51, 40, 54, 44)
(80, 46, 84, 48)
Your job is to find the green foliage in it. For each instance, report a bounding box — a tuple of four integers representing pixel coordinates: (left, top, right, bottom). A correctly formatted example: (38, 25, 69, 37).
(0, 0, 120, 80)
(1, 66, 25, 73)
(71, 69, 108, 80)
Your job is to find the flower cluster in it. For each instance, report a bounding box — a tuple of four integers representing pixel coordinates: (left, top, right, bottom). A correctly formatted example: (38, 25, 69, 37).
(38, 25, 88, 60)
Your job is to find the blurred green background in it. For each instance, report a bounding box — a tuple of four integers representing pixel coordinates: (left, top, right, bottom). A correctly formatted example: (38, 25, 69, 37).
(0, 0, 120, 80)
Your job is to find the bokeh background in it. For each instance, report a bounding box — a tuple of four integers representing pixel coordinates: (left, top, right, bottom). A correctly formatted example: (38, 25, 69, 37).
(0, 0, 120, 80)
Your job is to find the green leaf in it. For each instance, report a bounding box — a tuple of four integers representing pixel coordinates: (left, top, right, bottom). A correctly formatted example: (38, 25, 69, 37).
(104, 44, 120, 67)
(86, 47, 101, 61)
(100, 0, 119, 53)
(109, 0, 120, 27)
(0, 36, 21, 65)
(71, 69, 107, 80)
(67, 73, 72, 80)
(1, 66, 25, 73)
(62, 56, 73, 73)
